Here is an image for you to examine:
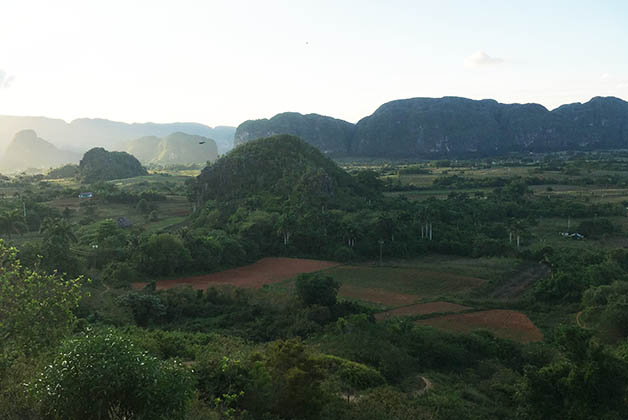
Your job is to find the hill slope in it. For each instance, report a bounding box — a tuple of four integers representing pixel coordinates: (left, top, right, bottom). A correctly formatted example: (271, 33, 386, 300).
(234, 112, 354, 155)
(0, 130, 80, 172)
(197, 135, 362, 206)
(78, 147, 147, 183)
(117, 132, 218, 166)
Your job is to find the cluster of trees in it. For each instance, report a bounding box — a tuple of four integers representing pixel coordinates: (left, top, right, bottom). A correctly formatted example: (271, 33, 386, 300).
(4, 236, 628, 419)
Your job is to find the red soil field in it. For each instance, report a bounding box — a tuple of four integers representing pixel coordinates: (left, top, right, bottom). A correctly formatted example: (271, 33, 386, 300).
(134, 257, 340, 290)
(339, 285, 419, 306)
(416, 309, 544, 343)
(375, 302, 470, 320)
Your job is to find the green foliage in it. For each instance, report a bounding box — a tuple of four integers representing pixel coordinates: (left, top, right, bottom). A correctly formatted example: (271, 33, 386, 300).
(0, 240, 83, 353)
(196, 135, 365, 208)
(576, 218, 616, 238)
(78, 147, 148, 183)
(118, 292, 166, 326)
(102, 261, 138, 288)
(264, 339, 328, 419)
(136, 233, 192, 276)
(47, 164, 79, 179)
(295, 273, 340, 307)
(0, 208, 27, 238)
(319, 354, 386, 399)
(516, 327, 628, 419)
(31, 330, 193, 419)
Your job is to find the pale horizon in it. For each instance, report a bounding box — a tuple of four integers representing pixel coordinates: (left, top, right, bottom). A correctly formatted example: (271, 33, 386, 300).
(1, 0, 627, 127)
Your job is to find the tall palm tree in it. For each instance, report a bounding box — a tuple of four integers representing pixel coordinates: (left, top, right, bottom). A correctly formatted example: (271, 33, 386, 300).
(40, 217, 77, 247)
(0, 209, 27, 239)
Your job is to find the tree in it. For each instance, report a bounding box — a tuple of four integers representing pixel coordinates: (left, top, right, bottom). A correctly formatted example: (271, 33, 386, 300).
(40, 217, 77, 248)
(296, 273, 340, 307)
(0, 240, 82, 353)
(516, 327, 628, 419)
(39, 217, 82, 275)
(0, 209, 27, 238)
(264, 339, 328, 419)
(137, 233, 191, 276)
(31, 330, 193, 420)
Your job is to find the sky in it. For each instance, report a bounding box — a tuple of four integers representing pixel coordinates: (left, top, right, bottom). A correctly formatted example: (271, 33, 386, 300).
(0, 0, 627, 127)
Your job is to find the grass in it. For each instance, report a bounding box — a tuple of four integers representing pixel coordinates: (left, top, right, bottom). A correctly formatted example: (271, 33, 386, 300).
(326, 265, 485, 297)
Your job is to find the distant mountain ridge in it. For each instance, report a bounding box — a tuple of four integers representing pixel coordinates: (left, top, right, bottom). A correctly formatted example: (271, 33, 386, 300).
(0, 115, 236, 154)
(234, 96, 628, 158)
(116, 132, 218, 166)
(0, 130, 80, 172)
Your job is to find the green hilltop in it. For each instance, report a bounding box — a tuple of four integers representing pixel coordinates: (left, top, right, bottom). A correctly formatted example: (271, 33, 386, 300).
(78, 147, 148, 183)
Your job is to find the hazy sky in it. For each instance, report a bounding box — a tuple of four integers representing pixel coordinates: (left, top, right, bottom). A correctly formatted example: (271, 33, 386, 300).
(1, 0, 627, 127)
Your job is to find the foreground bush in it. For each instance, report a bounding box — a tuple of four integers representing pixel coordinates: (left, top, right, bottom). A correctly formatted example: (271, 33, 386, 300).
(31, 330, 193, 419)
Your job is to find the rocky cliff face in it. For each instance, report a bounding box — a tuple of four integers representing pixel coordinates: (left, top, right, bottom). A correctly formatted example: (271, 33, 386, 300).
(234, 112, 355, 156)
(352, 96, 628, 157)
(235, 96, 628, 158)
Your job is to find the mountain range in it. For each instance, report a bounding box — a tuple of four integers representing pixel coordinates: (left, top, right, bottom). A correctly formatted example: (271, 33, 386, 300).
(0, 130, 80, 171)
(235, 96, 628, 158)
(0, 116, 236, 155)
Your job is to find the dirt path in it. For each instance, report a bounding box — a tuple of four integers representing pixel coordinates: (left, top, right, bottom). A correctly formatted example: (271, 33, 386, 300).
(576, 310, 586, 328)
(490, 263, 551, 299)
(416, 376, 433, 396)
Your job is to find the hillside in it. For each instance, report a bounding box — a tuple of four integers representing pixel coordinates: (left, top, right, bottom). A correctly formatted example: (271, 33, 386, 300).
(0, 130, 80, 172)
(117, 132, 218, 166)
(78, 147, 147, 183)
(235, 96, 628, 158)
(0, 115, 235, 154)
(197, 134, 363, 206)
(234, 112, 355, 155)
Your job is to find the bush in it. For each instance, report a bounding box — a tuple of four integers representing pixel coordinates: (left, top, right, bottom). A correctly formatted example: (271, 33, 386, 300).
(102, 261, 138, 288)
(296, 273, 340, 307)
(31, 330, 193, 420)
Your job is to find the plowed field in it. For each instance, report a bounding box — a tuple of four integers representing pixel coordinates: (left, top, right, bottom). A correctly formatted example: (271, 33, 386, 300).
(134, 257, 339, 290)
(416, 309, 543, 343)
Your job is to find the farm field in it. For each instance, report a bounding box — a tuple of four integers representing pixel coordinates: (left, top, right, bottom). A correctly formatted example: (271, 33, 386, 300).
(416, 309, 544, 343)
(327, 265, 485, 299)
(134, 257, 340, 290)
(375, 302, 471, 320)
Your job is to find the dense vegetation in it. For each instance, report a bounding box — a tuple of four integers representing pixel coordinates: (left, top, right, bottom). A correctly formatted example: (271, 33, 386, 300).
(2, 138, 628, 418)
(78, 147, 148, 182)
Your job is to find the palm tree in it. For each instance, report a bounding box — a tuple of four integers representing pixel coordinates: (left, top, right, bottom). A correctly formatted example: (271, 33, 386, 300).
(0, 209, 27, 239)
(40, 217, 77, 247)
